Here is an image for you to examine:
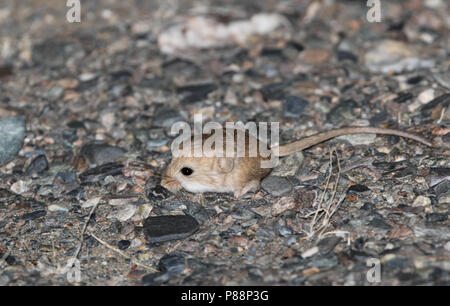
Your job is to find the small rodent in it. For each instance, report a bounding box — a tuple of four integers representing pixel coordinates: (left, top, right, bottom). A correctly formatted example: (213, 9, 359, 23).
(161, 126, 433, 198)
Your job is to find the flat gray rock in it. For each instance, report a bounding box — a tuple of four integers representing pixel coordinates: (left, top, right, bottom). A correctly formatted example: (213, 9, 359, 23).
(80, 142, 126, 165)
(261, 176, 292, 197)
(0, 116, 26, 166)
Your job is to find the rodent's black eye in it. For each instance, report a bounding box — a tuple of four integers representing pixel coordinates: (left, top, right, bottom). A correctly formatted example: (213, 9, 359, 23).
(181, 167, 193, 176)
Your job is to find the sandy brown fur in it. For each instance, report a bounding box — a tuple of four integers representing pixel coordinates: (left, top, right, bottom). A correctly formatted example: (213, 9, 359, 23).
(161, 126, 433, 196)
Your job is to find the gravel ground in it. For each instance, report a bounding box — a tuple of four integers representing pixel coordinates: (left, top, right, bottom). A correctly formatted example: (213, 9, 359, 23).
(0, 0, 449, 286)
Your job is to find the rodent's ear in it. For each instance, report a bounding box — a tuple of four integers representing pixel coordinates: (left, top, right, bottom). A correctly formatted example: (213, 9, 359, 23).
(217, 157, 234, 173)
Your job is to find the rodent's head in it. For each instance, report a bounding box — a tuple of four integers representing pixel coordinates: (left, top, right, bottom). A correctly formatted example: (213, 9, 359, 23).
(161, 156, 235, 194)
(160, 129, 269, 194)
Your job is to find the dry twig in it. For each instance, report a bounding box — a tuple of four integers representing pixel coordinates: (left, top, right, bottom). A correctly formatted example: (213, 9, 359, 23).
(88, 232, 158, 273)
(304, 148, 348, 241)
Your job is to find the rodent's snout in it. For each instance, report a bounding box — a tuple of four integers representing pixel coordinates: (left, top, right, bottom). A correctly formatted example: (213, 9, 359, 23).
(161, 175, 182, 193)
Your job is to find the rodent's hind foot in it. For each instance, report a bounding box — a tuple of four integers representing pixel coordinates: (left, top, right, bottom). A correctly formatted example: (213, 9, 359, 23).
(234, 180, 261, 199)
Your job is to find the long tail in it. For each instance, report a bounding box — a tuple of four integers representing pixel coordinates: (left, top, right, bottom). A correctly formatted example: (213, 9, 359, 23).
(271, 127, 433, 157)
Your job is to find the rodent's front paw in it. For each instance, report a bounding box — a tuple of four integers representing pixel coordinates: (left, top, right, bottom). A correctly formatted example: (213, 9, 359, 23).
(161, 176, 182, 193)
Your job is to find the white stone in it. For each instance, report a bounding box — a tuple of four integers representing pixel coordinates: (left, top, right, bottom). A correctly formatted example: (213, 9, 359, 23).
(82, 197, 102, 208)
(413, 195, 431, 207)
(48, 204, 69, 212)
(108, 204, 137, 222)
(418, 88, 435, 104)
(301, 247, 319, 258)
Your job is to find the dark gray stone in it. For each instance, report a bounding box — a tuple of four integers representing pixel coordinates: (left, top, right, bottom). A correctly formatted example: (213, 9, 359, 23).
(433, 72, 450, 90)
(260, 82, 289, 101)
(368, 217, 392, 231)
(317, 236, 342, 255)
(307, 254, 339, 269)
(177, 83, 217, 104)
(117, 240, 131, 250)
(393, 92, 413, 104)
(369, 111, 390, 125)
(32, 39, 84, 68)
(0, 65, 13, 79)
(110, 70, 132, 81)
(426, 213, 448, 223)
(158, 253, 186, 276)
(133, 127, 168, 149)
(326, 99, 358, 125)
(336, 50, 358, 62)
(277, 226, 292, 237)
(143, 215, 199, 243)
(55, 171, 78, 184)
(0, 116, 26, 166)
(147, 128, 169, 148)
(21, 210, 47, 221)
(26, 155, 49, 175)
(261, 176, 292, 197)
(443, 132, 450, 144)
(80, 142, 126, 166)
(152, 108, 184, 128)
(348, 184, 370, 193)
(142, 272, 170, 286)
(283, 95, 309, 118)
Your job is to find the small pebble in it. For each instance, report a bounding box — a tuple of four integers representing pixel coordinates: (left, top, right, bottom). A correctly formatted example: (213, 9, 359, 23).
(368, 217, 392, 232)
(348, 184, 370, 193)
(158, 253, 186, 276)
(283, 96, 309, 118)
(142, 272, 170, 286)
(261, 176, 292, 197)
(418, 88, 435, 104)
(425, 213, 448, 223)
(10, 180, 28, 194)
(82, 197, 102, 209)
(412, 195, 431, 207)
(26, 155, 49, 175)
(317, 236, 342, 255)
(107, 204, 137, 222)
(118, 240, 131, 250)
(21, 210, 47, 221)
(79, 73, 97, 82)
